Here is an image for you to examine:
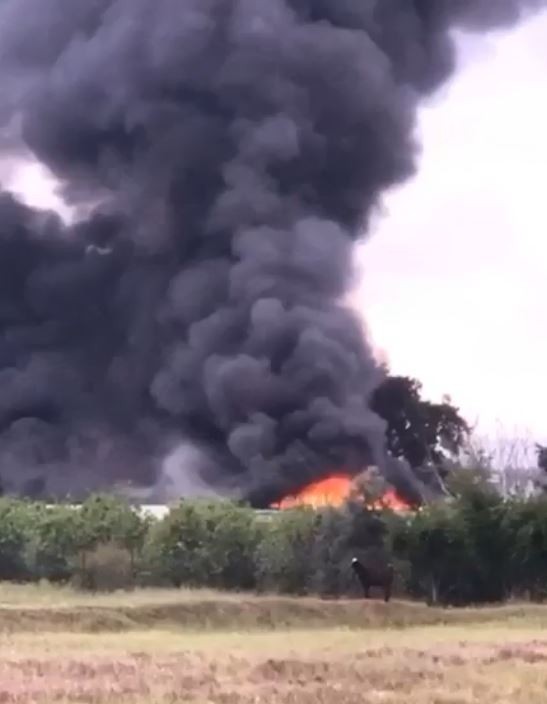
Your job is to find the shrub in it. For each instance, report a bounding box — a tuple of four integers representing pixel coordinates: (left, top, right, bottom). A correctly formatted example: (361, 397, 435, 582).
(3, 488, 547, 606)
(400, 503, 468, 604)
(255, 508, 318, 594)
(0, 499, 36, 581)
(392, 475, 512, 606)
(74, 542, 134, 592)
(25, 505, 80, 582)
(453, 475, 511, 603)
(147, 500, 259, 590)
(76, 494, 148, 552)
(310, 501, 393, 597)
(503, 496, 547, 601)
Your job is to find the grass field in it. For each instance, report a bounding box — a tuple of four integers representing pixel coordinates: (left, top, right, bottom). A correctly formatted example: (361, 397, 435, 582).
(1, 584, 547, 703)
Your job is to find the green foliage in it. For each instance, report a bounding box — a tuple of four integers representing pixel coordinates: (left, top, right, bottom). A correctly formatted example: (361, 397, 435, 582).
(74, 543, 134, 592)
(0, 499, 35, 580)
(503, 496, 547, 601)
(3, 487, 547, 606)
(69, 494, 149, 586)
(147, 499, 259, 590)
(254, 500, 392, 597)
(371, 374, 469, 469)
(398, 503, 469, 604)
(255, 508, 318, 594)
(392, 470, 512, 605)
(76, 494, 149, 555)
(309, 507, 350, 596)
(311, 501, 391, 596)
(454, 473, 510, 603)
(25, 504, 81, 582)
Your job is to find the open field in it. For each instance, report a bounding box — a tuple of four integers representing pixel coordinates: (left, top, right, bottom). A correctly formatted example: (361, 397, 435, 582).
(2, 585, 547, 702)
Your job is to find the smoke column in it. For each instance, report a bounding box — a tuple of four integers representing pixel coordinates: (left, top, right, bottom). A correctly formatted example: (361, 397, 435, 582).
(0, 0, 541, 503)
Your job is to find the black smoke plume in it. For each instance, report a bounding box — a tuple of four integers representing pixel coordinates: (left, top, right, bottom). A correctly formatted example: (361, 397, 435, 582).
(0, 0, 541, 503)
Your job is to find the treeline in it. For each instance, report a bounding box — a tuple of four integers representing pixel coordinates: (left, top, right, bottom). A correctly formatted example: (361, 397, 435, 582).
(1, 472, 547, 605)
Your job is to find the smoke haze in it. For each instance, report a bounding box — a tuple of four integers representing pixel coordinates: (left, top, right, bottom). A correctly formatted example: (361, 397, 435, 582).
(0, 0, 541, 503)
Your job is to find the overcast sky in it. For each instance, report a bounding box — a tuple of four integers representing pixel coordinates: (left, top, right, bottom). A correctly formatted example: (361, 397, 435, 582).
(352, 10, 547, 444)
(5, 11, 547, 447)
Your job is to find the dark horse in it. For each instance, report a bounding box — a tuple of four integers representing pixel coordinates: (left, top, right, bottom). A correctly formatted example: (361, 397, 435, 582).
(351, 557, 394, 602)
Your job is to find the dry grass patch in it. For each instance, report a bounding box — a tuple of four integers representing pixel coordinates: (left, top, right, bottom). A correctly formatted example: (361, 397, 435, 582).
(3, 585, 547, 702)
(2, 632, 547, 703)
(1, 582, 547, 634)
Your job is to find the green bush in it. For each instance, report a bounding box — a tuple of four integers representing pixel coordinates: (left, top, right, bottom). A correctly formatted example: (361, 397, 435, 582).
(395, 503, 468, 604)
(0, 499, 34, 581)
(310, 502, 391, 597)
(391, 470, 513, 605)
(74, 542, 134, 592)
(454, 476, 510, 603)
(255, 507, 318, 594)
(147, 500, 259, 590)
(2, 485, 547, 606)
(503, 496, 547, 601)
(76, 494, 148, 553)
(25, 505, 80, 582)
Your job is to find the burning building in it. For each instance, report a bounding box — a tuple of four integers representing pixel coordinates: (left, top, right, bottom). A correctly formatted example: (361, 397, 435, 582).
(0, 1, 542, 505)
(271, 470, 411, 511)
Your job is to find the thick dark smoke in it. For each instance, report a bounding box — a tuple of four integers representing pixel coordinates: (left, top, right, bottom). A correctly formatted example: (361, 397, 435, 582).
(0, 0, 541, 503)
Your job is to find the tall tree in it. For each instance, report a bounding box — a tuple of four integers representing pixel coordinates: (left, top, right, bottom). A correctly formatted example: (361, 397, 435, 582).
(372, 375, 469, 470)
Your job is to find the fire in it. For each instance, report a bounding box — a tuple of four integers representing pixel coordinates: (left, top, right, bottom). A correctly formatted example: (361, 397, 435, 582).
(271, 472, 410, 511)
(272, 474, 351, 509)
(373, 488, 411, 512)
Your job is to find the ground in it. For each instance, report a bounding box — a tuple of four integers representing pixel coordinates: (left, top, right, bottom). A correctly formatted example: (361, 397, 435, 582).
(1, 584, 547, 703)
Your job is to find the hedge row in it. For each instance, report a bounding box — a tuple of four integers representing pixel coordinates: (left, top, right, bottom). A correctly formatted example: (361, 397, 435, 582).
(1, 471, 547, 604)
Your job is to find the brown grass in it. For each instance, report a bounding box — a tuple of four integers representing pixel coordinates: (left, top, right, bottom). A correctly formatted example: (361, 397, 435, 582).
(2, 629, 547, 703)
(0, 582, 546, 633)
(2, 584, 547, 702)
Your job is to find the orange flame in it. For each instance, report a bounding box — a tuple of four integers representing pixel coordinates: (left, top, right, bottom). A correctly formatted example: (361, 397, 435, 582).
(271, 472, 410, 511)
(272, 474, 351, 509)
(372, 487, 411, 512)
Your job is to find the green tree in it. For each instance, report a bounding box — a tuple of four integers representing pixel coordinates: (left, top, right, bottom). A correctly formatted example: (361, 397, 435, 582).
(504, 496, 547, 601)
(397, 503, 468, 605)
(0, 499, 34, 580)
(148, 499, 259, 590)
(310, 507, 352, 596)
(255, 508, 318, 594)
(206, 501, 260, 590)
(372, 374, 469, 470)
(311, 501, 390, 596)
(451, 469, 510, 602)
(395, 467, 511, 605)
(25, 504, 80, 582)
(73, 494, 148, 586)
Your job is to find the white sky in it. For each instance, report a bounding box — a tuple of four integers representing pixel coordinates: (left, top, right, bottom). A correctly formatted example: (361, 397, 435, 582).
(353, 11, 547, 443)
(4, 11, 547, 446)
